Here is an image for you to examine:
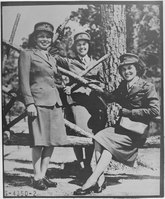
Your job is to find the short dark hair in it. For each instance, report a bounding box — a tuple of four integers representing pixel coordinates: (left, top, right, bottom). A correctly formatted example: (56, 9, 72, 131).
(118, 53, 146, 77)
(119, 61, 146, 77)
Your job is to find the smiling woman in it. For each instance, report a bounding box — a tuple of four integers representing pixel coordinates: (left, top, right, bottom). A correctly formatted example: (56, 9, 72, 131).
(18, 22, 68, 190)
(18, 20, 90, 191)
(73, 53, 160, 195)
(35, 32, 52, 50)
(27, 22, 54, 50)
(63, 31, 107, 179)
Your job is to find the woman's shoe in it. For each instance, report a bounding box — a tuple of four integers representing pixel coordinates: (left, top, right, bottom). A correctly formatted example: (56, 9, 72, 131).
(73, 184, 96, 195)
(33, 179, 48, 190)
(43, 176, 57, 187)
(94, 179, 107, 193)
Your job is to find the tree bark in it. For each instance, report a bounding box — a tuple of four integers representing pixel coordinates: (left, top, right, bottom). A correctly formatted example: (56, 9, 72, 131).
(100, 4, 126, 126)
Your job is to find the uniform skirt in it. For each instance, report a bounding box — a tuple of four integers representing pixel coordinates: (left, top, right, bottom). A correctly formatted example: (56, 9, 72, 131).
(28, 105, 67, 147)
(65, 92, 107, 135)
(94, 126, 146, 167)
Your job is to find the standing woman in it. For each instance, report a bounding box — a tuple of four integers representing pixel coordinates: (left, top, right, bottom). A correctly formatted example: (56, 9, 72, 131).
(18, 22, 67, 190)
(64, 32, 107, 176)
(74, 53, 160, 195)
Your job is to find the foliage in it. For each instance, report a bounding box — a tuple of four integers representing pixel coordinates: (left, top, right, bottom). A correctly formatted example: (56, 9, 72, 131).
(49, 5, 105, 59)
(2, 48, 19, 90)
(2, 3, 162, 118)
(70, 5, 105, 58)
(126, 4, 161, 77)
(57, 3, 161, 78)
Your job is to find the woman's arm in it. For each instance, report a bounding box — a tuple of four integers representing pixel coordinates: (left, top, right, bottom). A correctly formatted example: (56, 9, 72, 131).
(121, 83, 160, 121)
(18, 50, 34, 106)
(131, 84, 160, 120)
(54, 54, 85, 71)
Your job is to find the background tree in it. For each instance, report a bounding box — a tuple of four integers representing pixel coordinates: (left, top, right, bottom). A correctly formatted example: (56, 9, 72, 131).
(3, 2, 161, 124)
(126, 3, 161, 78)
(99, 4, 126, 126)
(57, 3, 161, 78)
(65, 3, 161, 121)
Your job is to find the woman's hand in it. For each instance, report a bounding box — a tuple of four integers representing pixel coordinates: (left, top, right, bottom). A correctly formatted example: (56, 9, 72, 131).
(63, 86, 72, 95)
(26, 104, 37, 117)
(120, 108, 132, 117)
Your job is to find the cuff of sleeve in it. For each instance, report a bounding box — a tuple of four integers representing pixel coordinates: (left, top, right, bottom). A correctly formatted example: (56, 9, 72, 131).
(24, 96, 35, 106)
(26, 103, 35, 108)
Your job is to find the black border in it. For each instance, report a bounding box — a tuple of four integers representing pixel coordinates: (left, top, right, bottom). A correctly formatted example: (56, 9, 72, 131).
(1, 1, 164, 198)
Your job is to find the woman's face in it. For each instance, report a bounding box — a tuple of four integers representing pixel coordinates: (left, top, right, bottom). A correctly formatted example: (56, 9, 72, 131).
(75, 40, 89, 57)
(120, 64, 137, 82)
(35, 31, 52, 50)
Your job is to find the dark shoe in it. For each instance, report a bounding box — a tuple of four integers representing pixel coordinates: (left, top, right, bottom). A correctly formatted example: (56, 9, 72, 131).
(33, 179, 48, 190)
(73, 185, 96, 195)
(43, 176, 57, 187)
(94, 179, 107, 193)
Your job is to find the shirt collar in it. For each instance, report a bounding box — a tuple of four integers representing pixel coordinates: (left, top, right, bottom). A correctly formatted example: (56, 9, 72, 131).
(127, 76, 139, 90)
(78, 55, 90, 64)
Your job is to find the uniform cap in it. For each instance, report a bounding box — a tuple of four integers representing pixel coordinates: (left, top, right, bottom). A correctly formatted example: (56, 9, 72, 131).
(118, 53, 146, 77)
(33, 22, 54, 35)
(119, 53, 139, 67)
(74, 32, 91, 42)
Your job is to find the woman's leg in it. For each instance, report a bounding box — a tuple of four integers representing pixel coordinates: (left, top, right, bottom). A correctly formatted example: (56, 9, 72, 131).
(40, 146, 54, 178)
(82, 146, 112, 190)
(74, 147, 84, 169)
(94, 141, 105, 186)
(84, 145, 94, 169)
(32, 146, 43, 180)
(95, 141, 103, 163)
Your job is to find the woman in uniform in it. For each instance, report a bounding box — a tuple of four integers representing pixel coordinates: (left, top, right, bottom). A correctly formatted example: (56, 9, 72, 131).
(18, 22, 84, 190)
(63, 32, 107, 177)
(73, 53, 160, 195)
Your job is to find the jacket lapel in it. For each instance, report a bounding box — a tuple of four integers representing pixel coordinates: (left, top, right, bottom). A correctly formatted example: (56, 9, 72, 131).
(128, 78, 145, 96)
(33, 49, 55, 68)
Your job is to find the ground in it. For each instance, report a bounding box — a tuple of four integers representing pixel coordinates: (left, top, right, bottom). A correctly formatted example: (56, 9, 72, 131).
(3, 119, 162, 198)
(3, 145, 161, 198)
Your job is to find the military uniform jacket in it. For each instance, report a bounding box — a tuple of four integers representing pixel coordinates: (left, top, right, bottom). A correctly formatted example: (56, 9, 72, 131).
(68, 56, 105, 86)
(103, 78, 160, 124)
(61, 55, 105, 104)
(18, 49, 63, 106)
(19, 49, 84, 107)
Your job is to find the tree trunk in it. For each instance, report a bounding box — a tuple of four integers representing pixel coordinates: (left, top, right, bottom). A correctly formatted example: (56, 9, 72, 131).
(100, 4, 126, 126)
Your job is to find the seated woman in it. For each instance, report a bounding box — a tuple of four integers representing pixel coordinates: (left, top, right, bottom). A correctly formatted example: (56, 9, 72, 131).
(62, 32, 107, 177)
(73, 53, 160, 195)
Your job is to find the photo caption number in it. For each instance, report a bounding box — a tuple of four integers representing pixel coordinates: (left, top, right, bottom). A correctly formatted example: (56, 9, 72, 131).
(5, 190, 37, 197)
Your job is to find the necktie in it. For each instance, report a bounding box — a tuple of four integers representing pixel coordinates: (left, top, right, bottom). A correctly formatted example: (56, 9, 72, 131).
(46, 52, 50, 61)
(41, 50, 49, 61)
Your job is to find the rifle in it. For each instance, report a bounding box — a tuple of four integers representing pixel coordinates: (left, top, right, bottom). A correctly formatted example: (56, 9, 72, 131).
(49, 17, 70, 56)
(54, 17, 70, 41)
